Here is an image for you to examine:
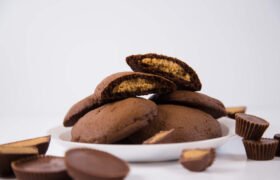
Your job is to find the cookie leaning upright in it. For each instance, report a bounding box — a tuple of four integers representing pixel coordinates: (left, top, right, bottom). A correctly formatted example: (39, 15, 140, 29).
(94, 71, 176, 102)
(126, 53, 202, 91)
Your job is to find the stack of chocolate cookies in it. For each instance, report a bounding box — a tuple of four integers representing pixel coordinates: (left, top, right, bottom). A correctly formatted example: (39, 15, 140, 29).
(64, 53, 227, 145)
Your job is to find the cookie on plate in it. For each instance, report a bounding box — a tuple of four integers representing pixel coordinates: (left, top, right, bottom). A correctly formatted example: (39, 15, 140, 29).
(150, 90, 226, 118)
(129, 104, 222, 144)
(71, 98, 158, 144)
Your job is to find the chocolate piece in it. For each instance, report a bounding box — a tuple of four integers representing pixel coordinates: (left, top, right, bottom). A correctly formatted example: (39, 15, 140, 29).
(226, 106, 246, 119)
(12, 155, 71, 180)
(243, 138, 278, 160)
(235, 113, 269, 140)
(274, 134, 280, 157)
(150, 90, 226, 118)
(126, 53, 201, 91)
(143, 129, 176, 144)
(180, 148, 215, 172)
(0, 146, 38, 177)
(94, 72, 176, 102)
(129, 104, 222, 144)
(65, 148, 129, 180)
(63, 94, 101, 127)
(1, 135, 50, 154)
(71, 98, 158, 144)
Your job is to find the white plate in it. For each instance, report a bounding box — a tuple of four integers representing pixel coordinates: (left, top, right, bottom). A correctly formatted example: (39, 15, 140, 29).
(48, 117, 235, 162)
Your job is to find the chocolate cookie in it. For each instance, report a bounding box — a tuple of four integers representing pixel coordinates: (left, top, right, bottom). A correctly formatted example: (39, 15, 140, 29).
(150, 90, 226, 118)
(129, 104, 222, 144)
(126, 53, 201, 91)
(94, 72, 176, 102)
(65, 148, 129, 180)
(71, 98, 158, 144)
(63, 94, 101, 127)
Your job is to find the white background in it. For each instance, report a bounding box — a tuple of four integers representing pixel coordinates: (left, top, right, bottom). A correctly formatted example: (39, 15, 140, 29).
(0, 0, 280, 179)
(1, 0, 280, 119)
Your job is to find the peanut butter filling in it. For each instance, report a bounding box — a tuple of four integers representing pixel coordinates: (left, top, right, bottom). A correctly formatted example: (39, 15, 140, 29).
(183, 150, 209, 160)
(112, 78, 156, 93)
(142, 58, 191, 81)
(0, 146, 38, 154)
(2, 136, 50, 147)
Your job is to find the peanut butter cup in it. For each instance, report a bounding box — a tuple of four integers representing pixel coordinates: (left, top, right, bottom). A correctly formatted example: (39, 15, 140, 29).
(226, 106, 246, 119)
(243, 138, 278, 160)
(12, 155, 71, 180)
(0, 146, 38, 177)
(274, 134, 280, 157)
(180, 148, 215, 172)
(235, 113, 269, 140)
(1, 135, 50, 154)
(65, 148, 129, 180)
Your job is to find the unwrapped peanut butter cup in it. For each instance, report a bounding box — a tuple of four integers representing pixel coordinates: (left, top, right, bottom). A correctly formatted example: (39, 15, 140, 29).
(1, 135, 50, 155)
(12, 155, 71, 180)
(179, 148, 215, 172)
(243, 138, 278, 160)
(235, 113, 269, 140)
(65, 148, 129, 180)
(226, 106, 246, 119)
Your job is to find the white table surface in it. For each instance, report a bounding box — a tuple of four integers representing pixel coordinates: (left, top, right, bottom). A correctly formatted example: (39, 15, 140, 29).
(0, 107, 279, 180)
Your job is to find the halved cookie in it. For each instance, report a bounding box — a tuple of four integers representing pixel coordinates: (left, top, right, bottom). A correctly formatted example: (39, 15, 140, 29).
(71, 98, 158, 144)
(150, 90, 226, 118)
(126, 53, 201, 91)
(94, 72, 176, 102)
